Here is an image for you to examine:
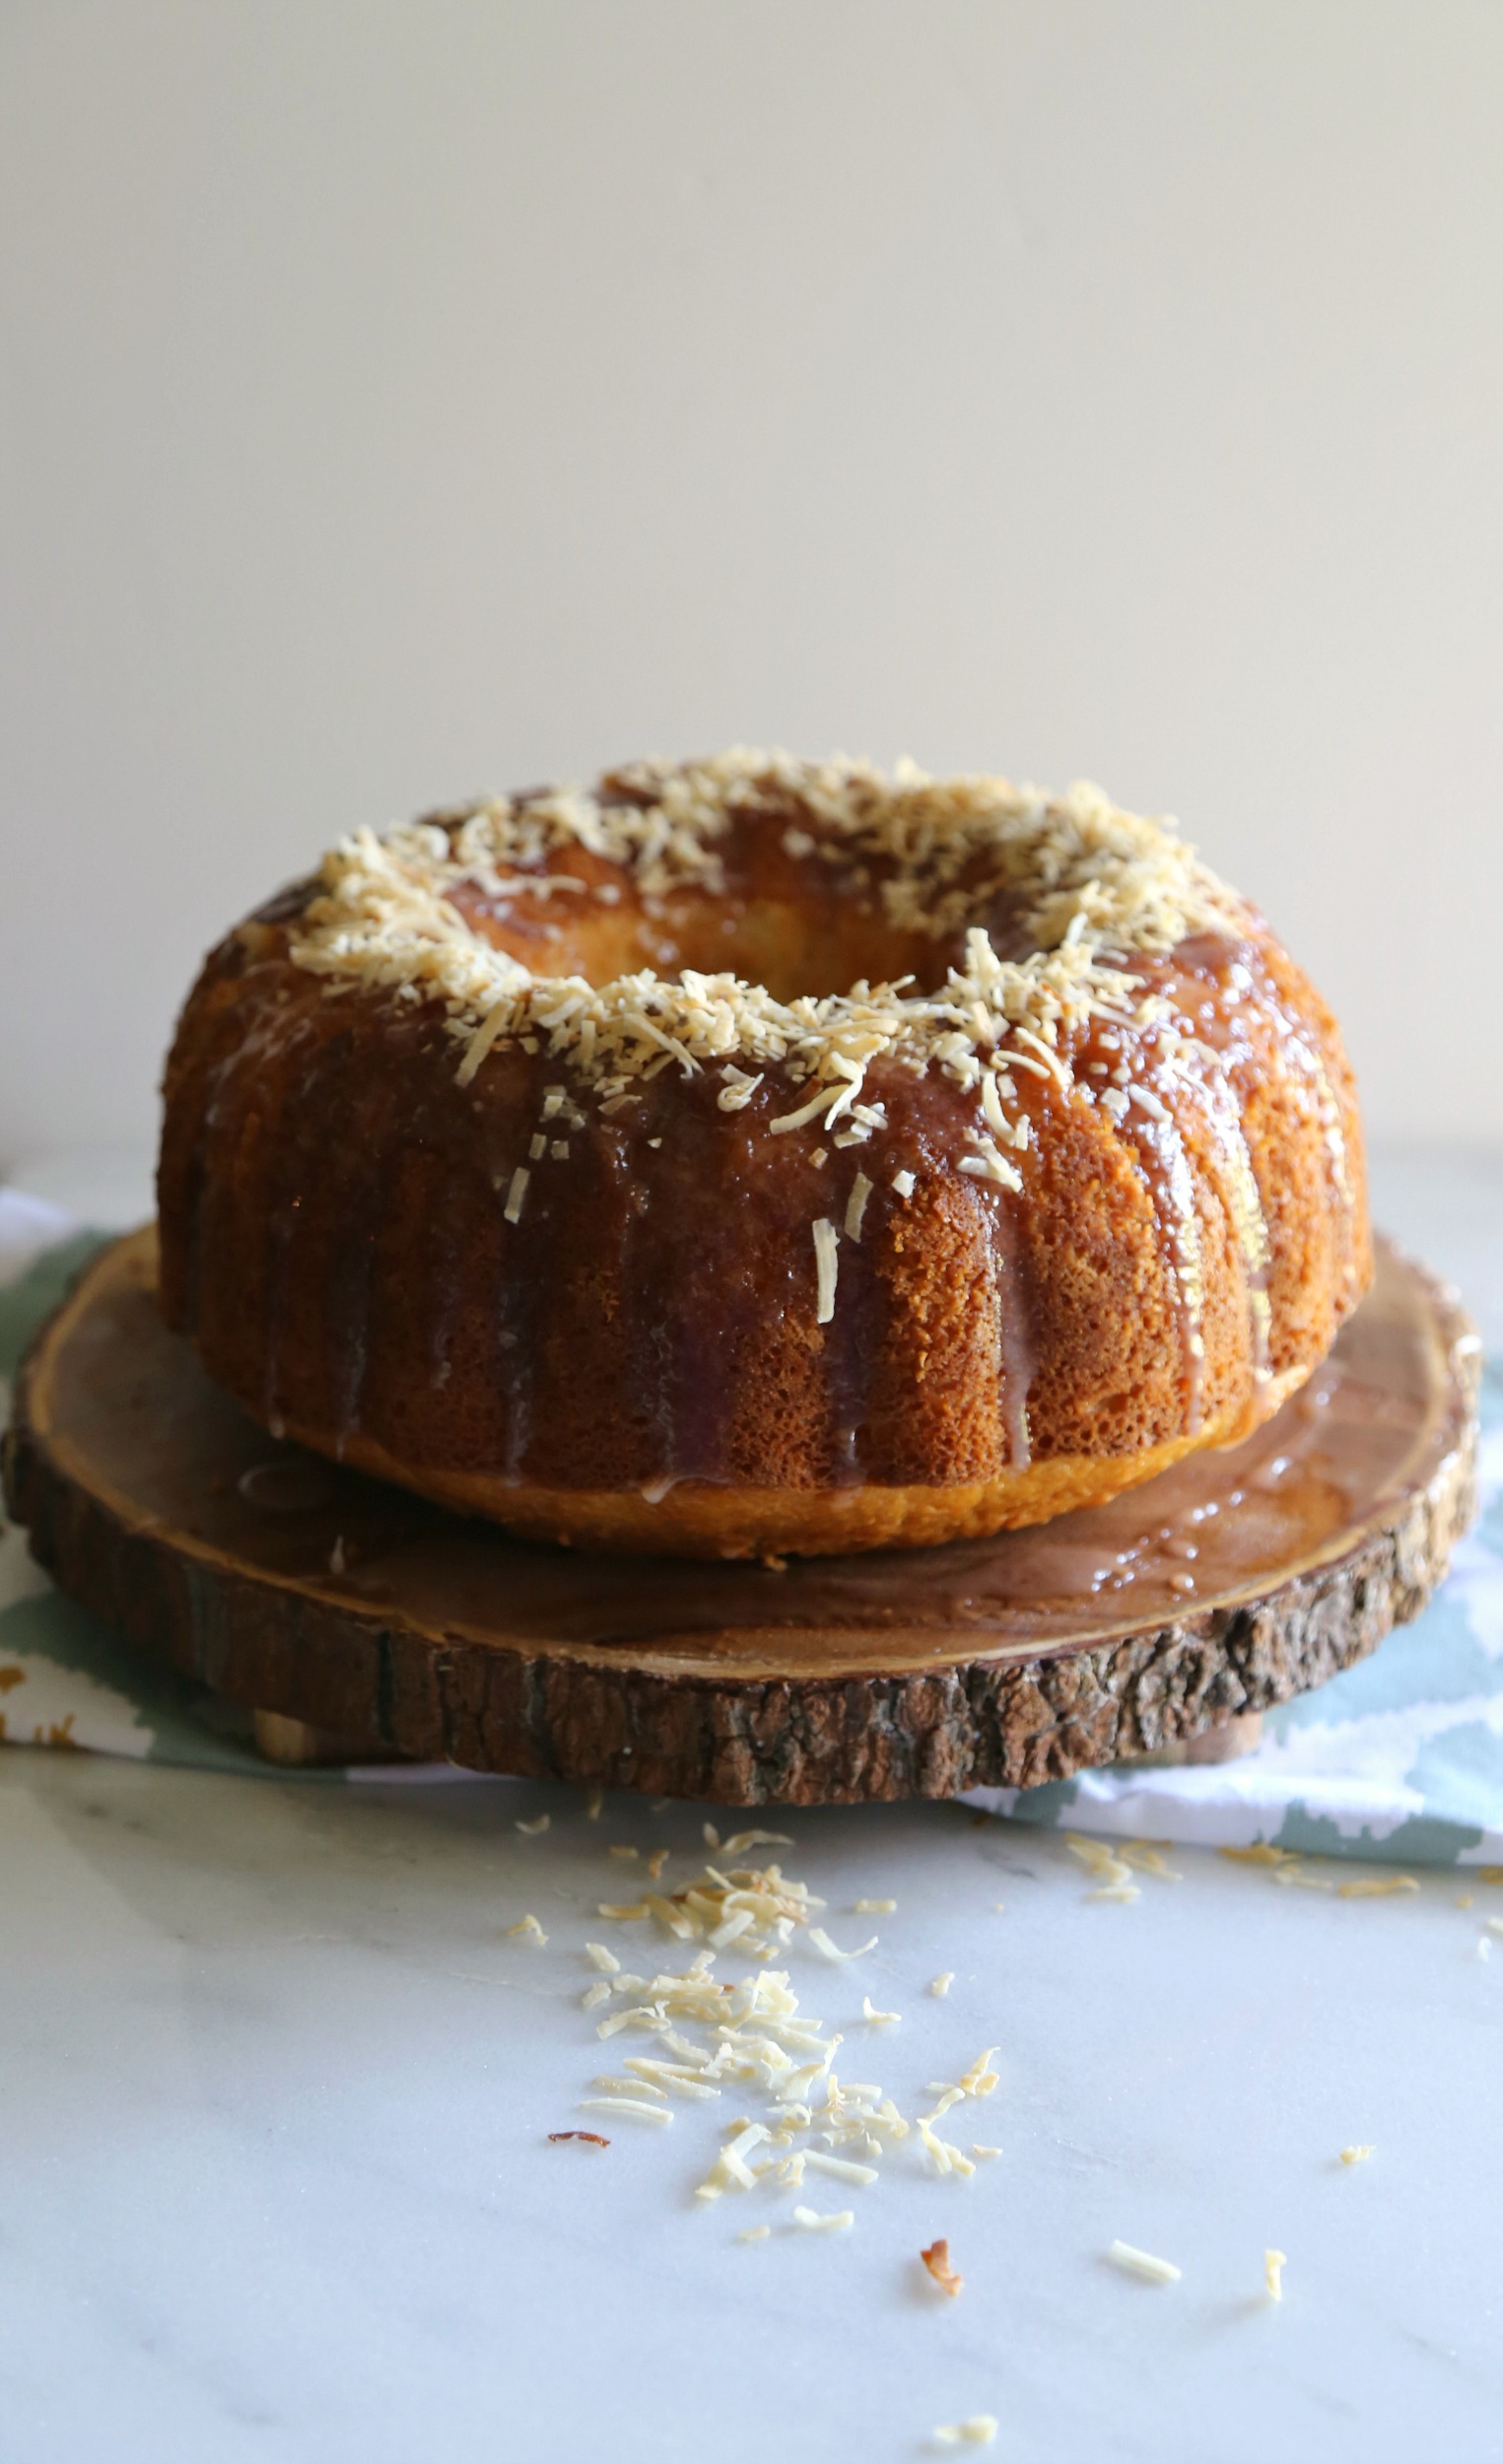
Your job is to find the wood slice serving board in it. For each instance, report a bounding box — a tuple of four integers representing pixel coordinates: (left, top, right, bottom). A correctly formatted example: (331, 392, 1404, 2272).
(3, 1229, 1480, 1806)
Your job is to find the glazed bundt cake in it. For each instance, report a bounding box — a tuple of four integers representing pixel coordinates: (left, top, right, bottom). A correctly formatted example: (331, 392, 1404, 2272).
(157, 752, 1370, 1556)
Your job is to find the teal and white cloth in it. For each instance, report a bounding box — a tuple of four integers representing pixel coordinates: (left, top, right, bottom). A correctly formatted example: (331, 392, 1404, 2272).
(4, 1194, 1501, 1864)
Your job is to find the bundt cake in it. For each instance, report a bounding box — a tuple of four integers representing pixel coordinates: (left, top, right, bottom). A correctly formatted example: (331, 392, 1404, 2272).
(157, 752, 1371, 1557)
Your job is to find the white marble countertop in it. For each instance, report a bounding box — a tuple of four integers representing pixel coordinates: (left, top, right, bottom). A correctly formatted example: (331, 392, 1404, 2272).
(3, 1143, 1502, 2463)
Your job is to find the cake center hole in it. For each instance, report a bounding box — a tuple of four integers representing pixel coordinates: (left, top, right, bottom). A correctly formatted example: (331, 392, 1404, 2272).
(457, 884, 958, 1001)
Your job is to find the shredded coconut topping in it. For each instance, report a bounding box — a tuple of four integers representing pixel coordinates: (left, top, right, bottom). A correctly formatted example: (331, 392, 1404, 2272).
(287, 753, 1240, 1150)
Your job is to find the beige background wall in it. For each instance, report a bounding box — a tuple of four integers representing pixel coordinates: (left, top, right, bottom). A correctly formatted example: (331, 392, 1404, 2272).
(2, 0, 1500, 1166)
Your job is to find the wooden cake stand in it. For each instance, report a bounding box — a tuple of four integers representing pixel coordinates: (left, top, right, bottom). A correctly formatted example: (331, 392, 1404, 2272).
(2, 1230, 1480, 1807)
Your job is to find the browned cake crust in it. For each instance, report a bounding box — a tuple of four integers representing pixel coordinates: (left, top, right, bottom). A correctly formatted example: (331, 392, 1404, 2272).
(157, 756, 1370, 1555)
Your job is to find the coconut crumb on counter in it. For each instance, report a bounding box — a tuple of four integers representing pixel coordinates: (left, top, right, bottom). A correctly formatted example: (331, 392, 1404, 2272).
(703, 1822, 720, 1850)
(809, 1927, 877, 1963)
(804, 2151, 879, 2190)
(928, 1973, 954, 1998)
(1065, 1833, 1142, 1900)
(503, 1913, 547, 1944)
(861, 1996, 901, 2026)
(607, 1844, 638, 1861)
(932, 2415, 997, 2446)
(1337, 1876, 1419, 1899)
(1119, 1841, 1184, 1882)
(591, 1855, 827, 1955)
(1339, 2145, 1374, 2165)
(1106, 2239, 1181, 2285)
(853, 1897, 896, 1915)
(514, 1813, 551, 1836)
(738, 2224, 771, 2242)
(957, 2048, 999, 2097)
(1264, 2248, 1287, 2301)
(584, 1786, 604, 1820)
(921, 2237, 964, 2295)
(579, 2096, 673, 2127)
(546, 1833, 1022, 2267)
(918, 2114, 976, 2178)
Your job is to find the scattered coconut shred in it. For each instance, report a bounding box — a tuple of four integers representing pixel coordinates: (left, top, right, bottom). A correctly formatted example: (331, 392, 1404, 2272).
(1106, 2239, 1182, 2287)
(535, 1831, 1011, 2233)
(288, 753, 1243, 1217)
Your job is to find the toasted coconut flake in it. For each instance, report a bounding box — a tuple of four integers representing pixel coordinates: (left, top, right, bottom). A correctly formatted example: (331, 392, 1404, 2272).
(549, 2130, 609, 2147)
(921, 2236, 963, 2295)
